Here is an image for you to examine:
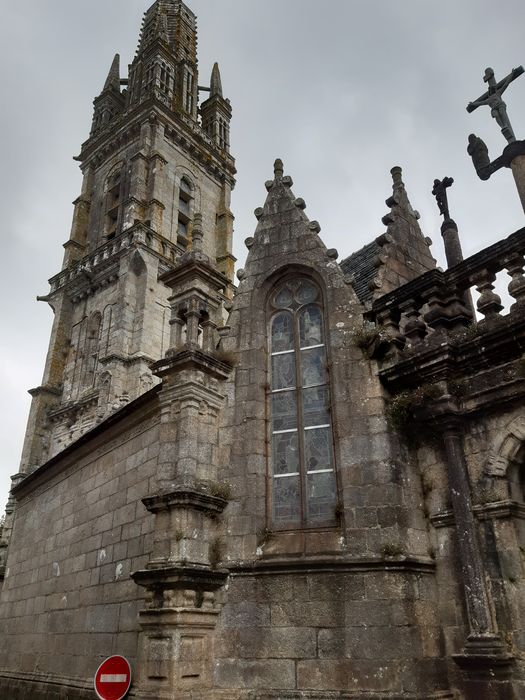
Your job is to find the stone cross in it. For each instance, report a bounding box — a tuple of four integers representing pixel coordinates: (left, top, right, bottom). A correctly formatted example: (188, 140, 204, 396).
(432, 177, 454, 222)
(466, 66, 524, 144)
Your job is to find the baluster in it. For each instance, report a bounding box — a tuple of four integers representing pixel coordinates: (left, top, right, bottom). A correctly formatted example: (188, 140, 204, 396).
(473, 270, 503, 322)
(399, 298, 427, 344)
(424, 284, 471, 332)
(375, 308, 400, 338)
(506, 253, 525, 313)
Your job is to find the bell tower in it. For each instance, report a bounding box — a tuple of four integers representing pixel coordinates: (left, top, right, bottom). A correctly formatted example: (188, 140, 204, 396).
(16, 0, 236, 476)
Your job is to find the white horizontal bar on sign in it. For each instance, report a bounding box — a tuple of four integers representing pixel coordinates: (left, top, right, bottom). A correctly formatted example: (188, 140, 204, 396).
(273, 472, 300, 478)
(101, 674, 128, 683)
(304, 424, 330, 431)
(273, 428, 298, 434)
(306, 469, 333, 475)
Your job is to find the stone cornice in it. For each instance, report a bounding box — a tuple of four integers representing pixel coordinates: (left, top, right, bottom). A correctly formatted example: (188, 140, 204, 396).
(98, 352, 156, 367)
(153, 348, 233, 381)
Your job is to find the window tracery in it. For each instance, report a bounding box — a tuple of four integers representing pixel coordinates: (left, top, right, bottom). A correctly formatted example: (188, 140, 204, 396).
(268, 278, 337, 527)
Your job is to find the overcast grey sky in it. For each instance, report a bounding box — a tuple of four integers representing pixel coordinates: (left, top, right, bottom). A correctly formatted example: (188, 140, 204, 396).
(1, 0, 525, 503)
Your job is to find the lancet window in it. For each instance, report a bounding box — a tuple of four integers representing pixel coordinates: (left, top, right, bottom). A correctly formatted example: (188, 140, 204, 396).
(268, 278, 337, 528)
(184, 70, 194, 113)
(177, 177, 193, 242)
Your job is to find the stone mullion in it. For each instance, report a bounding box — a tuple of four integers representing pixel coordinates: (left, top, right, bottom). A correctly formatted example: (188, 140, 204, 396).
(293, 310, 307, 528)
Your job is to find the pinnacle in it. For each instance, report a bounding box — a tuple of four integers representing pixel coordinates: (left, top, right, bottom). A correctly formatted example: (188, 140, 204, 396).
(210, 63, 223, 98)
(382, 165, 420, 223)
(103, 54, 120, 92)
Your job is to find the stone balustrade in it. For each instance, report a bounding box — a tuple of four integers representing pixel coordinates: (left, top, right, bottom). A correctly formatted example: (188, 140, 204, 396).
(368, 226, 525, 347)
(48, 223, 182, 295)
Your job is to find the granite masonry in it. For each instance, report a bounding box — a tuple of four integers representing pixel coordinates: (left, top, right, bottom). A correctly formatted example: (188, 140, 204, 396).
(1, 1, 525, 699)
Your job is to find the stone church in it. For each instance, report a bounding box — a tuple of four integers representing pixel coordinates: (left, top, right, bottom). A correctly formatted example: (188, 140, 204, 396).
(1, 1, 525, 698)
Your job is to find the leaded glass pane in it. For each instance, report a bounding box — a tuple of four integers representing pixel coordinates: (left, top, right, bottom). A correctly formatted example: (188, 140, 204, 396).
(302, 386, 330, 427)
(271, 312, 294, 352)
(272, 432, 299, 475)
(273, 474, 301, 523)
(274, 286, 293, 309)
(299, 305, 323, 347)
(271, 391, 297, 432)
(300, 346, 325, 387)
(272, 353, 296, 390)
(295, 280, 318, 305)
(304, 426, 332, 472)
(306, 471, 336, 522)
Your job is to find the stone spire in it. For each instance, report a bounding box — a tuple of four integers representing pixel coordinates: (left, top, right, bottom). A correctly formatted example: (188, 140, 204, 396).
(90, 53, 125, 137)
(103, 53, 120, 92)
(201, 60, 232, 152)
(210, 62, 223, 97)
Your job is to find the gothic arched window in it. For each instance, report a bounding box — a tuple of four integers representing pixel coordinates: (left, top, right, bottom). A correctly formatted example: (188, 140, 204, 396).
(268, 278, 337, 528)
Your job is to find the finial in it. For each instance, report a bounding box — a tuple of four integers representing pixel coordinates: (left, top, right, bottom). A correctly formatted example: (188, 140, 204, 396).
(390, 166, 403, 188)
(274, 159, 284, 180)
(210, 63, 223, 98)
(192, 213, 204, 253)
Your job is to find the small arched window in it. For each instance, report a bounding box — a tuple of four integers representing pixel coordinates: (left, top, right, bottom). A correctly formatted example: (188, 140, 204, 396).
(177, 177, 193, 243)
(268, 278, 337, 528)
(104, 165, 123, 240)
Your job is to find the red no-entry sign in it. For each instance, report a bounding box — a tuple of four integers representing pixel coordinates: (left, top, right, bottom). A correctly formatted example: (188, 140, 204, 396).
(94, 655, 132, 700)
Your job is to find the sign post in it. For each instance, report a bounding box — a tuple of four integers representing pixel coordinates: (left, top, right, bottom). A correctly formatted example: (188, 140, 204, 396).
(94, 655, 132, 700)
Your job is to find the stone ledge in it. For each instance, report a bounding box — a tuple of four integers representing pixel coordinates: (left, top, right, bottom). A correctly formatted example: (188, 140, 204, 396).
(229, 555, 435, 576)
(132, 563, 228, 591)
(153, 348, 232, 380)
(431, 501, 525, 528)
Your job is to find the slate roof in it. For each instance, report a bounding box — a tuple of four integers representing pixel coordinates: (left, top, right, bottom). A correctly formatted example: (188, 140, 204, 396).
(339, 240, 381, 305)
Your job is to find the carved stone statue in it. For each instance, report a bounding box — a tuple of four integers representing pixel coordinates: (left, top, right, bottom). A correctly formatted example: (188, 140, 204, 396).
(432, 177, 454, 221)
(467, 66, 524, 144)
(467, 133, 490, 174)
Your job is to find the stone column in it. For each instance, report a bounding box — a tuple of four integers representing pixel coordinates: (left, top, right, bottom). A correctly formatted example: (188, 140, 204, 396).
(438, 412, 513, 693)
(441, 219, 464, 268)
(510, 154, 525, 214)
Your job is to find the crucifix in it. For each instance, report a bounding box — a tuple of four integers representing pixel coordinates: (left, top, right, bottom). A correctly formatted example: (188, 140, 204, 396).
(467, 66, 524, 144)
(432, 176, 454, 222)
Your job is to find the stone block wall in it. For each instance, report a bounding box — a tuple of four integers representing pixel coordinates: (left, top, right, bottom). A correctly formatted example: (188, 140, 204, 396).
(214, 569, 451, 697)
(0, 395, 160, 696)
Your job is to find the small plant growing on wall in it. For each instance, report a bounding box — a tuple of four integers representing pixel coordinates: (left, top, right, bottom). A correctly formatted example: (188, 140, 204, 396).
(208, 481, 233, 500)
(386, 384, 442, 433)
(382, 542, 404, 558)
